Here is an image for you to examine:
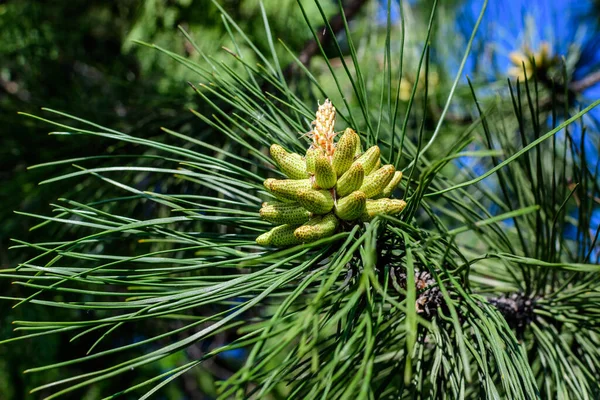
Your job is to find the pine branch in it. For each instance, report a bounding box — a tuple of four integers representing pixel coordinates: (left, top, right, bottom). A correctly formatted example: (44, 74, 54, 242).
(296, 0, 369, 66)
(569, 70, 600, 93)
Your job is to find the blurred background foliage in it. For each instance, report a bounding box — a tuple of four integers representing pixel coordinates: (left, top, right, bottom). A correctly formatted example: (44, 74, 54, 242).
(0, 0, 337, 261)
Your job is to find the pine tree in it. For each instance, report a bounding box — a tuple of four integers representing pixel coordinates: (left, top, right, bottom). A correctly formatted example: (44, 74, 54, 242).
(2, 0, 600, 398)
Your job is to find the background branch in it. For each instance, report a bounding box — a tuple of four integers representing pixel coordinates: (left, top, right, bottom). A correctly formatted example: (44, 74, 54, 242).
(282, 0, 370, 80)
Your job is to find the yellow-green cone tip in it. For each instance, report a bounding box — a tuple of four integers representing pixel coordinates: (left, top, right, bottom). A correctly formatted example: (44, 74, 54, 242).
(354, 135, 363, 157)
(336, 163, 365, 197)
(354, 145, 380, 175)
(264, 178, 312, 201)
(270, 144, 308, 179)
(335, 191, 366, 221)
(314, 152, 337, 189)
(297, 188, 334, 214)
(294, 214, 339, 243)
(374, 171, 403, 199)
(256, 224, 302, 247)
(361, 199, 407, 221)
(359, 164, 395, 198)
(260, 202, 310, 225)
(305, 148, 320, 175)
(372, 158, 381, 173)
(332, 128, 358, 177)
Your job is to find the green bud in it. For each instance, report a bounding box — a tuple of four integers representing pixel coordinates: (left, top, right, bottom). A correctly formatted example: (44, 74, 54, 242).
(297, 189, 334, 214)
(256, 224, 302, 247)
(294, 214, 339, 243)
(314, 152, 337, 189)
(372, 158, 381, 173)
(359, 164, 396, 198)
(260, 202, 310, 225)
(354, 134, 363, 157)
(336, 163, 364, 197)
(264, 178, 312, 201)
(354, 145, 380, 175)
(332, 128, 358, 177)
(270, 144, 308, 179)
(305, 148, 320, 175)
(361, 199, 407, 221)
(374, 171, 403, 199)
(334, 191, 366, 221)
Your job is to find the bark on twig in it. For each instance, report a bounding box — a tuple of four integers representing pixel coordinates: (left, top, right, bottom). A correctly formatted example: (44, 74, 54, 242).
(569, 70, 600, 93)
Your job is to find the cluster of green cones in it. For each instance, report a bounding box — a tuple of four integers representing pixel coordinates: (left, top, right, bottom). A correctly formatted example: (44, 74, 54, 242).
(257, 128, 406, 247)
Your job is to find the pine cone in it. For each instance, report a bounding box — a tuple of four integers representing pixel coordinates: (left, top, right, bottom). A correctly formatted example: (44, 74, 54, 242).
(257, 99, 407, 247)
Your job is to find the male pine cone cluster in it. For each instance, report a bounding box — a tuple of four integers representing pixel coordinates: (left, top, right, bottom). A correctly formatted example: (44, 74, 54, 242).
(257, 100, 406, 247)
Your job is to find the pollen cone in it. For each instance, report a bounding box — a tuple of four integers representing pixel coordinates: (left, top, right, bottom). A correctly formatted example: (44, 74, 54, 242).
(354, 135, 363, 157)
(332, 128, 358, 176)
(359, 164, 395, 198)
(354, 145, 380, 175)
(260, 202, 310, 225)
(256, 224, 302, 247)
(336, 163, 365, 197)
(335, 191, 366, 221)
(297, 189, 334, 214)
(361, 199, 407, 221)
(264, 178, 312, 201)
(305, 148, 319, 175)
(374, 171, 403, 199)
(270, 144, 307, 179)
(294, 214, 339, 243)
(314, 152, 337, 189)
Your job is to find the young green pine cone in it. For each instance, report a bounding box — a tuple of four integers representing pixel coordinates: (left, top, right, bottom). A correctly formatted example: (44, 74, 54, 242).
(297, 189, 334, 214)
(354, 135, 363, 157)
(314, 152, 337, 189)
(256, 224, 302, 247)
(264, 178, 312, 201)
(359, 164, 395, 198)
(270, 144, 307, 180)
(354, 145, 380, 175)
(336, 163, 364, 197)
(374, 171, 403, 199)
(260, 202, 310, 225)
(334, 191, 366, 221)
(372, 158, 381, 173)
(332, 128, 358, 177)
(361, 199, 407, 221)
(305, 148, 319, 175)
(294, 214, 339, 243)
